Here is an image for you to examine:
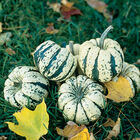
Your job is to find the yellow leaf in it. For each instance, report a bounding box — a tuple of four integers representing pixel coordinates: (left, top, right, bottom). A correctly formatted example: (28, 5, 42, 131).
(105, 76, 134, 103)
(104, 117, 121, 140)
(6, 99, 49, 140)
(61, 0, 74, 8)
(56, 121, 90, 139)
(0, 22, 2, 33)
(85, 0, 112, 22)
(70, 128, 90, 140)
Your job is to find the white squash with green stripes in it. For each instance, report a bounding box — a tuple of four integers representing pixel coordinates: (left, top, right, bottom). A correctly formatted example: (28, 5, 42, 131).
(79, 26, 124, 82)
(66, 41, 84, 75)
(58, 75, 106, 124)
(33, 40, 77, 82)
(121, 62, 140, 93)
(66, 41, 80, 56)
(4, 66, 49, 108)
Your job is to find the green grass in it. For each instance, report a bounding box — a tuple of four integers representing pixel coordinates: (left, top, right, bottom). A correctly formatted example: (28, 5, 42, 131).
(0, 0, 140, 139)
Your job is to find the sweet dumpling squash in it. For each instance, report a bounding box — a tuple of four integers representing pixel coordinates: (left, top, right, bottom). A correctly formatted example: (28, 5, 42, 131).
(4, 66, 49, 108)
(58, 75, 106, 124)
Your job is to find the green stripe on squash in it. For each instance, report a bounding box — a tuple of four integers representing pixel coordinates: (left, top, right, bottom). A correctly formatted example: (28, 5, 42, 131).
(33, 40, 77, 82)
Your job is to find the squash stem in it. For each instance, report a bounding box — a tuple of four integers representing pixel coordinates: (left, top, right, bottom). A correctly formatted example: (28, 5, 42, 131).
(99, 25, 113, 49)
(69, 41, 74, 55)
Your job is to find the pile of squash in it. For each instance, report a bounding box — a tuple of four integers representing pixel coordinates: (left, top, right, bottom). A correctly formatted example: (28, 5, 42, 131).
(3, 26, 140, 125)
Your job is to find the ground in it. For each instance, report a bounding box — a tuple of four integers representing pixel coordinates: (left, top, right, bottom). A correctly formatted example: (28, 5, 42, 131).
(0, 0, 140, 139)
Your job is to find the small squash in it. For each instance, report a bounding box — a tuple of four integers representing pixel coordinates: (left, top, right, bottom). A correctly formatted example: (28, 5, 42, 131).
(4, 66, 49, 108)
(33, 40, 77, 82)
(121, 62, 140, 93)
(66, 41, 80, 56)
(79, 26, 124, 82)
(66, 41, 84, 75)
(58, 75, 106, 124)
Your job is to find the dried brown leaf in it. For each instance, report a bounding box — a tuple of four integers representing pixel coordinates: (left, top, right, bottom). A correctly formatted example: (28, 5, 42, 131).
(5, 48, 16, 56)
(56, 121, 88, 139)
(103, 118, 115, 127)
(0, 136, 7, 140)
(61, 5, 82, 19)
(104, 118, 121, 140)
(86, 0, 107, 12)
(47, 2, 61, 13)
(105, 76, 134, 103)
(46, 23, 59, 34)
(60, 0, 82, 20)
(85, 0, 112, 22)
(61, 0, 74, 8)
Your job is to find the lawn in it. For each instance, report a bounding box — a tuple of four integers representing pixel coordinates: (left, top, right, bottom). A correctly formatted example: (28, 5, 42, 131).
(0, 0, 140, 139)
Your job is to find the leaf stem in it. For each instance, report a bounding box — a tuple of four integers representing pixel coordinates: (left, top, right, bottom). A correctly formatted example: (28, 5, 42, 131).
(99, 25, 113, 48)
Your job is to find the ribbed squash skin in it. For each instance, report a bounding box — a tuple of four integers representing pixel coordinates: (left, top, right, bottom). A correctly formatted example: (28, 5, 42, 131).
(58, 75, 106, 124)
(66, 43, 84, 75)
(66, 43, 80, 56)
(79, 38, 124, 82)
(4, 66, 49, 108)
(33, 40, 77, 82)
(121, 62, 140, 93)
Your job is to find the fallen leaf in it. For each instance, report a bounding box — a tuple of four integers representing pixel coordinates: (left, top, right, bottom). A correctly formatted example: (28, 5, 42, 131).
(133, 138, 140, 140)
(0, 136, 7, 140)
(0, 32, 12, 45)
(5, 48, 16, 55)
(70, 128, 90, 140)
(86, 0, 107, 12)
(46, 23, 59, 34)
(103, 118, 115, 127)
(61, 5, 82, 19)
(47, 0, 74, 13)
(90, 133, 96, 140)
(85, 0, 112, 22)
(56, 121, 90, 140)
(6, 99, 49, 140)
(105, 76, 134, 102)
(47, 2, 61, 13)
(47, 0, 82, 20)
(104, 117, 120, 140)
(60, 0, 82, 20)
(0, 22, 2, 33)
(61, 0, 74, 8)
